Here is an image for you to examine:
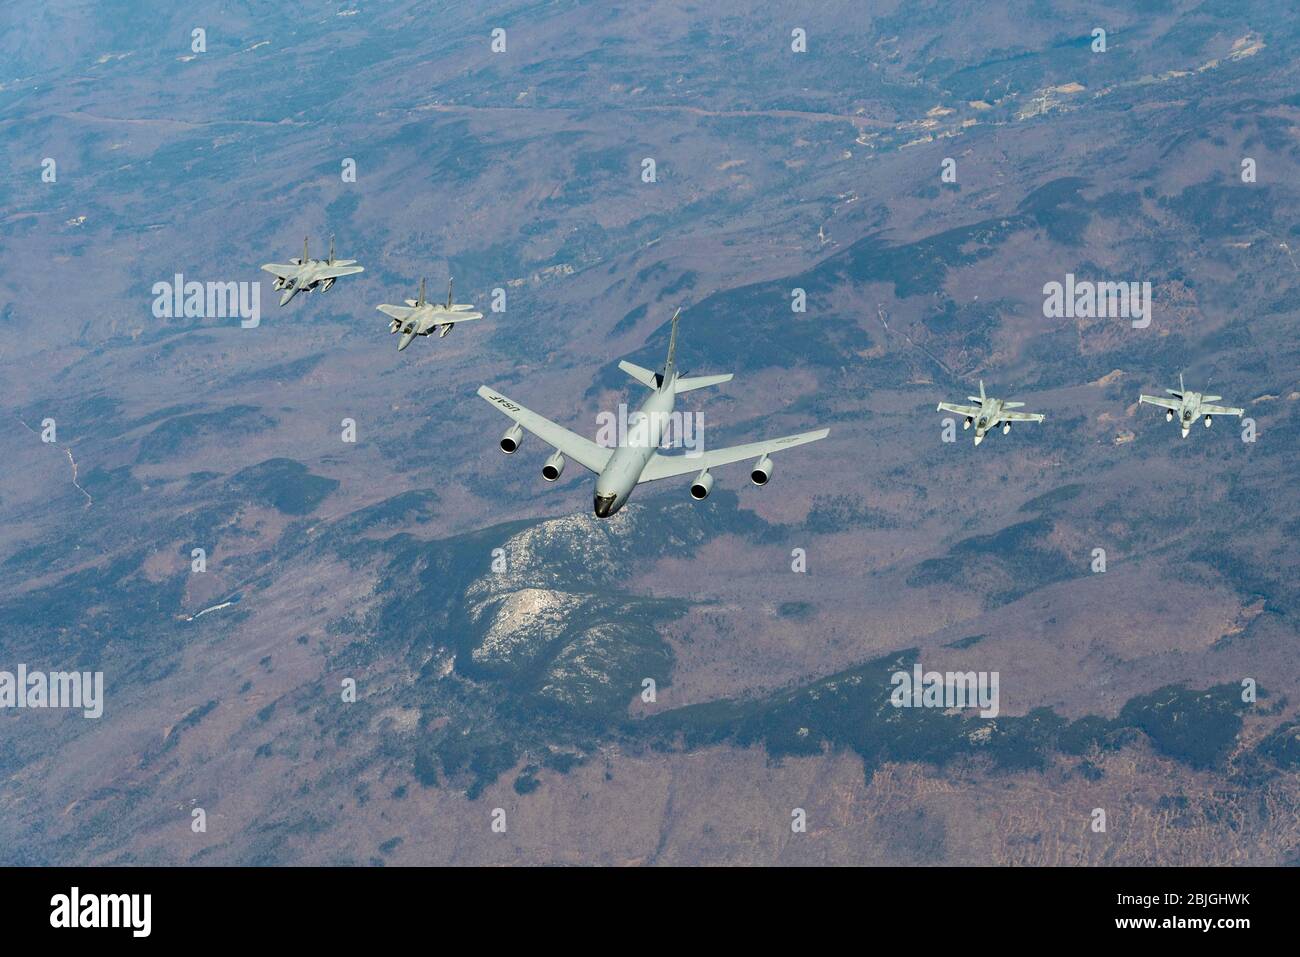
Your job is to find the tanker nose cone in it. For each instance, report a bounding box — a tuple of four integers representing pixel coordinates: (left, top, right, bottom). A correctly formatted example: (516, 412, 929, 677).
(594, 493, 617, 518)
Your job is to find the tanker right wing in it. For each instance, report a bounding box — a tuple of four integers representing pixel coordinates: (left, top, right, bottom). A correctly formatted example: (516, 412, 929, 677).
(476, 386, 612, 474)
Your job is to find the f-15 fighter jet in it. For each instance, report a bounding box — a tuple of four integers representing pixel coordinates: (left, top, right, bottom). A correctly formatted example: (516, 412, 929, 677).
(261, 236, 364, 306)
(376, 278, 483, 352)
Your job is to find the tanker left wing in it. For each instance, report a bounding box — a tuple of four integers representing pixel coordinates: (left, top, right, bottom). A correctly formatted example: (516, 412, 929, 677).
(638, 429, 829, 483)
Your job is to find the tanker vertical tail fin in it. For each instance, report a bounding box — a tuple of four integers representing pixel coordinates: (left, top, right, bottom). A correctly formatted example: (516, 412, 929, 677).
(661, 307, 681, 389)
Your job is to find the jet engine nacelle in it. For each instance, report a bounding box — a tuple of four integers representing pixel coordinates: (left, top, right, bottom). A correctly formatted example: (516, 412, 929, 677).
(500, 424, 523, 454)
(750, 454, 773, 486)
(438, 323, 453, 338)
(1166, 409, 1174, 422)
(1204, 415, 1212, 428)
(542, 451, 565, 481)
(963, 416, 973, 430)
(690, 469, 714, 500)
(322, 278, 335, 291)
(1002, 422, 1011, 435)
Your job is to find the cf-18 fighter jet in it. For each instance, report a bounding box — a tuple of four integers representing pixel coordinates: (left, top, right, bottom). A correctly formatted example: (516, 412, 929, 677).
(477, 308, 829, 518)
(1139, 374, 1243, 438)
(937, 380, 1045, 446)
(261, 236, 364, 306)
(376, 278, 483, 351)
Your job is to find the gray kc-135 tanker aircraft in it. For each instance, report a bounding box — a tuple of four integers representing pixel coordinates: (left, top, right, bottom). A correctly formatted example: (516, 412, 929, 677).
(1139, 374, 1243, 438)
(937, 380, 1046, 446)
(376, 278, 484, 351)
(477, 308, 829, 517)
(261, 236, 365, 306)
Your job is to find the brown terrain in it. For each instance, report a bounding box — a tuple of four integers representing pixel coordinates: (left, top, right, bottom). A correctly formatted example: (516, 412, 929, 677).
(0, 1, 1297, 865)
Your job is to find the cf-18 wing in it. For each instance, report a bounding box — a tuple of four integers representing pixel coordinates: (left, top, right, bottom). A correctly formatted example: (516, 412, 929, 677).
(999, 409, 1045, 423)
(476, 386, 613, 474)
(261, 263, 300, 280)
(1139, 394, 1182, 411)
(937, 402, 982, 417)
(638, 429, 829, 483)
(1200, 403, 1244, 417)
